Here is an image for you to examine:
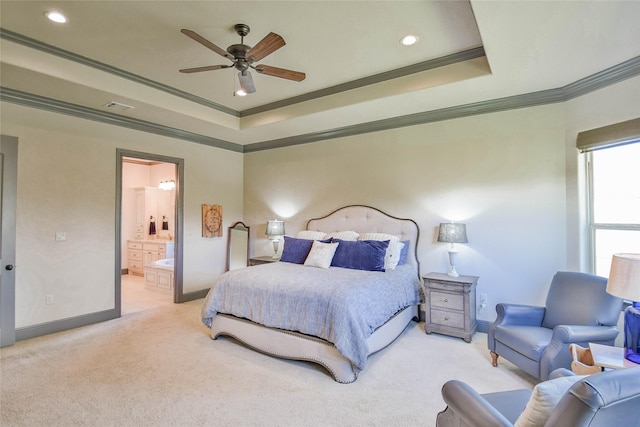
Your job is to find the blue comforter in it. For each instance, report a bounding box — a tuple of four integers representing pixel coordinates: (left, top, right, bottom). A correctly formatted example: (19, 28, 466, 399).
(201, 262, 421, 371)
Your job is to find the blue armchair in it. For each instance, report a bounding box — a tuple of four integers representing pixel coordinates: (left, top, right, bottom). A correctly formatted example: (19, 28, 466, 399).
(488, 271, 622, 380)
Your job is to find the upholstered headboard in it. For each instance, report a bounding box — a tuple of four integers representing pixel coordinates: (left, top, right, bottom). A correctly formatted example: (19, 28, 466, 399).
(306, 205, 420, 276)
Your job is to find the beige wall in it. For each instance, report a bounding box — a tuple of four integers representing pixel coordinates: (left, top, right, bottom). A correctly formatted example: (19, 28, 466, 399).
(1, 103, 243, 328)
(245, 76, 640, 321)
(1, 74, 637, 329)
(564, 76, 640, 272)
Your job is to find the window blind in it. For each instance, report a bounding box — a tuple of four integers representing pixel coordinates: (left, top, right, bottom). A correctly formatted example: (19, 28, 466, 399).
(576, 118, 640, 152)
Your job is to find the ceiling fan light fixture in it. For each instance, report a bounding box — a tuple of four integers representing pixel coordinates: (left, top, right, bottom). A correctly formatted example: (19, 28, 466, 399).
(400, 34, 418, 46)
(45, 11, 67, 23)
(180, 24, 305, 94)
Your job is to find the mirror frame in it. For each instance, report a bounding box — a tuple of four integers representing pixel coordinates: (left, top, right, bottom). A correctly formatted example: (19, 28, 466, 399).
(226, 221, 250, 271)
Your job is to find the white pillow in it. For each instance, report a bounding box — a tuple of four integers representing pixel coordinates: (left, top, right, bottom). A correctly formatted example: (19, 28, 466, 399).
(304, 240, 339, 269)
(325, 230, 359, 241)
(359, 232, 401, 270)
(296, 230, 327, 240)
(515, 375, 585, 427)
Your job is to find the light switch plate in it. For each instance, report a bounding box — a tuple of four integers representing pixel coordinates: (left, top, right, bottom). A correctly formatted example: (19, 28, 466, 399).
(55, 232, 67, 241)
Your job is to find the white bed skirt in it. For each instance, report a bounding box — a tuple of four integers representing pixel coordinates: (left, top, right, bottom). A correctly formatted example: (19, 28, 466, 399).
(210, 304, 418, 383)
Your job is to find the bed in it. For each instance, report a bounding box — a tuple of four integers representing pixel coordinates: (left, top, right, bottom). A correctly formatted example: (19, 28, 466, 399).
(201, 205, 422, 383)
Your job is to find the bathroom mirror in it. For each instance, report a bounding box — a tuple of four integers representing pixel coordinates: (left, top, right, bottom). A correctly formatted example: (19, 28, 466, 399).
(226, 221, 250, 271)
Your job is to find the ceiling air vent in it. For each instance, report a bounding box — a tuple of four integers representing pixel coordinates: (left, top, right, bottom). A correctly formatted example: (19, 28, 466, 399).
(103, 101, 135, 112)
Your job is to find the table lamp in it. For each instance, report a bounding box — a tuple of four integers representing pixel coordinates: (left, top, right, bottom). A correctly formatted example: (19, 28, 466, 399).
(606, 253, 640, 364)
(437, 222, 468, 277)
(265, 220, 285, 259)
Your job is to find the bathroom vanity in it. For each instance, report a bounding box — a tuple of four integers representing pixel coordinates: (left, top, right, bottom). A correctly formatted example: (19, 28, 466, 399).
(127, 240, 174, 276)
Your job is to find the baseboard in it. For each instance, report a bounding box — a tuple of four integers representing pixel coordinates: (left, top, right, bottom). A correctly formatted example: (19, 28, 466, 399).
(477, 319, 491, 334)
(178, 288, 209, 303)
(16, 309, 118, 342)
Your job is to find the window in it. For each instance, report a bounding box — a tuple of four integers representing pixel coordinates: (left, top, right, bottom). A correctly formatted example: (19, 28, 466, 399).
(588, 142, 640, 276)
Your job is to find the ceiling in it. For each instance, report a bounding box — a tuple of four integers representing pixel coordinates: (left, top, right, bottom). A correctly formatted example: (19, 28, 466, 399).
(1, 1, 639, 148)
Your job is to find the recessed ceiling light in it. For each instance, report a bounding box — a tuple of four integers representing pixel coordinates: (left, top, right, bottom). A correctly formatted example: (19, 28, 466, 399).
(400, 35, 418, 46)
(235, 90, 247, 97)
(45, 11, 67, 23)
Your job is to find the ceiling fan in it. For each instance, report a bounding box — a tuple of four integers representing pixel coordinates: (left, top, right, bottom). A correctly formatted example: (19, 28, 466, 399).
(179, 24, 306, 95)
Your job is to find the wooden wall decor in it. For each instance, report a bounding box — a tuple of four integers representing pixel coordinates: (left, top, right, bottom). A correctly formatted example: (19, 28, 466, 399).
(202, 204, 223, 238)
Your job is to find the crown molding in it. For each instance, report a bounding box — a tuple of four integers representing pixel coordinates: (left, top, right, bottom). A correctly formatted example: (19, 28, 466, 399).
(0, 28, 238, 117)
(244, 56, 640, 152)
(1, 22, 638, 153)
(0, 87, 244, 153)
(239, 47, 486, 117)
(0, 28, 484, 118)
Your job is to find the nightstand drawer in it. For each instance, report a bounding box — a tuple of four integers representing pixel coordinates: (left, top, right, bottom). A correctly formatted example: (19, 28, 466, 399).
(430, 291, 463, 310)
(431, 309, 465, 329)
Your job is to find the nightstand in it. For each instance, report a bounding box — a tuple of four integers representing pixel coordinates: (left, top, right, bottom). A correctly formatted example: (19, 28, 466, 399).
(249, 256, 279, 266)
(423, 272, 478, 343)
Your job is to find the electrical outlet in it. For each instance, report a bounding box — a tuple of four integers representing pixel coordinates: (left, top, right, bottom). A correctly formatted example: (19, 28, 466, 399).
(46, 294, 54, 305)
(480, 293, 488, 303)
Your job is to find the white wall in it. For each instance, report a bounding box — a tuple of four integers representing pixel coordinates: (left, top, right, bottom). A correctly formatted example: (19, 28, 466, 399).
(245, 77, 640, 322)
(1, 102, 243, 328)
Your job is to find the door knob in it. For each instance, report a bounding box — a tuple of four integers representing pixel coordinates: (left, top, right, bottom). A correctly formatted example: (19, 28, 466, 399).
(5, 264, 14, 270)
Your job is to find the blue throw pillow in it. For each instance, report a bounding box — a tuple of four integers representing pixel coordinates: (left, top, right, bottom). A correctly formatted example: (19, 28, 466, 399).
(330, 239, 389, 272)
(398, 240, 410, 265)
(280, 236, 331, 264)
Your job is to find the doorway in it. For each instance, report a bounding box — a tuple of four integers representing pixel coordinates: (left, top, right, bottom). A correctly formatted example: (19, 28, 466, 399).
(0, 135, 18, 347)
(116, 149, 184, 316)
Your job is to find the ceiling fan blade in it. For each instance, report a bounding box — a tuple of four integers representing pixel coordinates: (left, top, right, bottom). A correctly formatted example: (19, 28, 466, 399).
(179, 65, 230, 73)
(246, 32, 285, 62)
(256, 65, 306, 82)
(238, 71, 256, 94)
(181, 29, 234, 60)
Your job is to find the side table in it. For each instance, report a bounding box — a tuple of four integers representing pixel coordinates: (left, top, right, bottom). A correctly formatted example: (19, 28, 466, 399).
(249, 256, 279, 266)
(589, 342, 640, 370)
(423, 272, 478, 343)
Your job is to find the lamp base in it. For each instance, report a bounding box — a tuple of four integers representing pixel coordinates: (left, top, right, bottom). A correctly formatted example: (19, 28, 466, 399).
(271, 239, 280, 259)
(447, 248, 459, 277)
(623, 302, 640, 364)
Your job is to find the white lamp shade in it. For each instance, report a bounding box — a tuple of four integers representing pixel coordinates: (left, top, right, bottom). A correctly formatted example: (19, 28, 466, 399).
(606, 253, 640, 301)
(265, 220, 285, 238)
(437, 223, 468, 244)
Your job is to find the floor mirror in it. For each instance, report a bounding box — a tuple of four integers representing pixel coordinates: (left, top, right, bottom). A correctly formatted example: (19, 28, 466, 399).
(226, 221, 250, 271)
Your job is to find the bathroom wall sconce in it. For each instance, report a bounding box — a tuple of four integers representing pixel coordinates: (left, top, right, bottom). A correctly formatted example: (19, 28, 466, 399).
(159, 180, 175, 191)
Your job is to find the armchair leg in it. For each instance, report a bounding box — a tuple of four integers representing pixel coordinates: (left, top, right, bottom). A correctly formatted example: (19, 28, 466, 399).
(490, 351, 499, 367)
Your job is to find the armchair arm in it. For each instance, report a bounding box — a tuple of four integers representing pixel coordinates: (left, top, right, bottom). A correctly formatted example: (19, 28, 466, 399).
(438, 380, 513, 427)
(550, 325, 620, 344)
(548, 368, 576, 379)
(540, 325, 619, 379)
(494, 303, 545, 327)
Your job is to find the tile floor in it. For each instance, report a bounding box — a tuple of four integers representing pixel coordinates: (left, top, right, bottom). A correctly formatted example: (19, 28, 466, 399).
(121, 273, 174, 315)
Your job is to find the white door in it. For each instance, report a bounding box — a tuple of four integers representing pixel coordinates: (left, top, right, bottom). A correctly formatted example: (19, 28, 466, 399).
(1, 135, 18, 347)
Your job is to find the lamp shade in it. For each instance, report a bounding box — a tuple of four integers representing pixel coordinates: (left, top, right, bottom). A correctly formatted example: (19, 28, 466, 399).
(437, 223, 468, 244)
(606, 253, 640, 301)
(265, 220, 285, 238)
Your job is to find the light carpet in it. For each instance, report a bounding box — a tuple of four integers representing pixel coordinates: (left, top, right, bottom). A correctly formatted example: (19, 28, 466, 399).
(1, 299, 536, 426)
